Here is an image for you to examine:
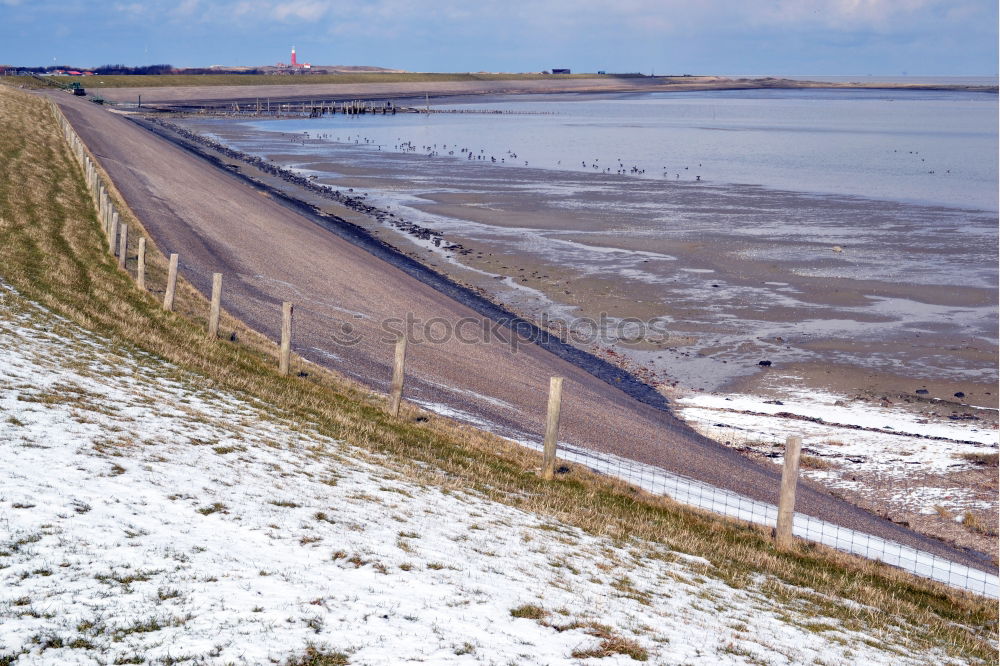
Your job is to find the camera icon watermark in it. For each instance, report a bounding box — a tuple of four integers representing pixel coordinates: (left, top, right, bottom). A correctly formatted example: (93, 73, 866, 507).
(326, 312, 673, 351)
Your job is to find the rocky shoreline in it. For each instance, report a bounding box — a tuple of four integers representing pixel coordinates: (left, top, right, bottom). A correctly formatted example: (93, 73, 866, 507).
(142, 117, 482, 254)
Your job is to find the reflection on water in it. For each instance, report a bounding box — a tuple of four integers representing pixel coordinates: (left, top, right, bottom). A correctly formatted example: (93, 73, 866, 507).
(181, 89, 998, 390)
(247, 88, 998, 211)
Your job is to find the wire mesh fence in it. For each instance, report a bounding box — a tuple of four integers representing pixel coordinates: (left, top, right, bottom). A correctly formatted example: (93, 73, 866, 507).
(544, 440, 999, 598)
(51, 101, 999, 600)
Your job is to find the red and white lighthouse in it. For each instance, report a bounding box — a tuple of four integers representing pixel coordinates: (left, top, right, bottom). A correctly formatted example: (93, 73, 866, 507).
(277, 46, 311, 70)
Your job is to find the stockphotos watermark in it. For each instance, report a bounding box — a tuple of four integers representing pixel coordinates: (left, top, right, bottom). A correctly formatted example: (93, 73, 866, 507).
(328, 312, 673, 351)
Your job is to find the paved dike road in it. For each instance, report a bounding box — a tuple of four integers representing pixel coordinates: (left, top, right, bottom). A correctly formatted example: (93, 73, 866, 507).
(47, 91, 992, 572)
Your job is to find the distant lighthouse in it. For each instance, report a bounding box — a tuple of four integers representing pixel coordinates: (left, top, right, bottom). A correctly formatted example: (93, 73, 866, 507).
(277, 46, 310, 70)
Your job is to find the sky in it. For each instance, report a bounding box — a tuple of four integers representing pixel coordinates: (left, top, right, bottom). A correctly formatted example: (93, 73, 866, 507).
(1, 0, 997, 76)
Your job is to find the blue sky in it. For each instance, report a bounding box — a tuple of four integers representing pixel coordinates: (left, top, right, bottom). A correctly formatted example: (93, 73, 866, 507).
(1, 0, 996, 75)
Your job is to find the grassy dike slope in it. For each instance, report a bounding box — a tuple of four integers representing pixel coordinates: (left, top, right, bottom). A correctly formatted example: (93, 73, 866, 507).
(0, 84, 996, 662)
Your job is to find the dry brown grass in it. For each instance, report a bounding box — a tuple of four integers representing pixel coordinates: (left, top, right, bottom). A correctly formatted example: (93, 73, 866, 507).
(0, 76, 52, 90)
(961, 452, 1000, 468)
(963, 512, 999, 538)
(800, 454, 834, 470)
(44, 72, 608, 89)
(285, 646, 350, 666)
(509, 604, 547, 620)
(571, 633, 649, 661)
(0, 84, 997, 663)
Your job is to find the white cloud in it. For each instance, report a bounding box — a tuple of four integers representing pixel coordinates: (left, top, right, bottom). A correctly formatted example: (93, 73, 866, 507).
(272, 0, 329, 21)
(174, 0, 200, 17)
(26, 0, 978, 37)
(113, 2, 148, 17)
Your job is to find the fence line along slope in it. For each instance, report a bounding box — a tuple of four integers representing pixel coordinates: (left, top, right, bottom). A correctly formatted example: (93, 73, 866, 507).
(0, 82, 997, 664)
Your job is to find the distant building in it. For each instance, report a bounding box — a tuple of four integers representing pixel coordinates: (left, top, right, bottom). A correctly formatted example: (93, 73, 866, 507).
(552, 68, 571, 74)
(276, 47, 312, 71)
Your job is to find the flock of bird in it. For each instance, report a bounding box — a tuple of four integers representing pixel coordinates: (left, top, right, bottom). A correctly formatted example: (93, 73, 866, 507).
(290, 131, 709, 181)
(287, 131, 951, 183)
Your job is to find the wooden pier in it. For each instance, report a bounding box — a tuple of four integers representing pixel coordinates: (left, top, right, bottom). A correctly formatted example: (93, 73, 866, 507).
(141, 98, 557, 119)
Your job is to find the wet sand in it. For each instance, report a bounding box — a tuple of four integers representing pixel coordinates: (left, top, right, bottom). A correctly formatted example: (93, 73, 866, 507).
(127, 108, 997, 561)
(47, 93, 999, 567)
(91, 75, 999, 107)
(188, 122, 998, 411)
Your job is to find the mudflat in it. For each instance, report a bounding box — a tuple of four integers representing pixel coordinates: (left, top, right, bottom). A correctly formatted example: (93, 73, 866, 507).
(44, 91, 997, 571)
(196, 123, 997, 407)
(91, 75, 998, 106)
(179, 113, 998, 558)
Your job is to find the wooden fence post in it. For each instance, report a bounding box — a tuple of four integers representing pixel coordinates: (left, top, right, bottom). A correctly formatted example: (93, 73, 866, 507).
(109, 212, 118, 254)
(136, 238, 146, 290)
(99, 190, 107, 235)
(279, 301, 293, 375)
(163, 253, 178, 311)
(388, 335, 407, 416)
(117, 223, 128, 269)
(775, 434, 803, 549)
(208, 273, 222, 337)
(541, 376, 564, 480)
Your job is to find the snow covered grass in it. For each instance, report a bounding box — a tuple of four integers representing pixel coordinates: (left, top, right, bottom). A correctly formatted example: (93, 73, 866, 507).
(675, 390, 998, 476)
(0, 286, 988, 665)
(1, 83, 997, 664)
(675, 389, 999, 555)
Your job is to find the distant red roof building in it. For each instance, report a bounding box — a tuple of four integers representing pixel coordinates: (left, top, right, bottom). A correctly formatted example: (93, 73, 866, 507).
(276, 46, 311, 70)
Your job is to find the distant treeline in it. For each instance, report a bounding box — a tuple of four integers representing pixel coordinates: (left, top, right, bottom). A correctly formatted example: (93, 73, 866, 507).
(3, 64, 265, 75)
(91, 64, 176, 75)
(93, 64, 267, 75)
(177, 68, 266, 75)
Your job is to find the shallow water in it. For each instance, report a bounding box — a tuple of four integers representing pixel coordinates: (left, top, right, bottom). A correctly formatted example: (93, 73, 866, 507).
(183, 88, 998, 391)
(246, 88, 998, 211)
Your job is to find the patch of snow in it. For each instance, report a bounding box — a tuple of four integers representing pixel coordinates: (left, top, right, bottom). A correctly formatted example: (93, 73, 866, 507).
(675, 389, 998, 491)
(0, 285, 973, 663)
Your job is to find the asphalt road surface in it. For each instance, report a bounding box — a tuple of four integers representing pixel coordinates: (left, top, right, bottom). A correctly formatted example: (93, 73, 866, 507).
(48, 91, 993, 572)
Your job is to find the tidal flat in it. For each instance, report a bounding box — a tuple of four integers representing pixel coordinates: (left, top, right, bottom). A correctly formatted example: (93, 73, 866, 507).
(172, 89, 999, 554)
